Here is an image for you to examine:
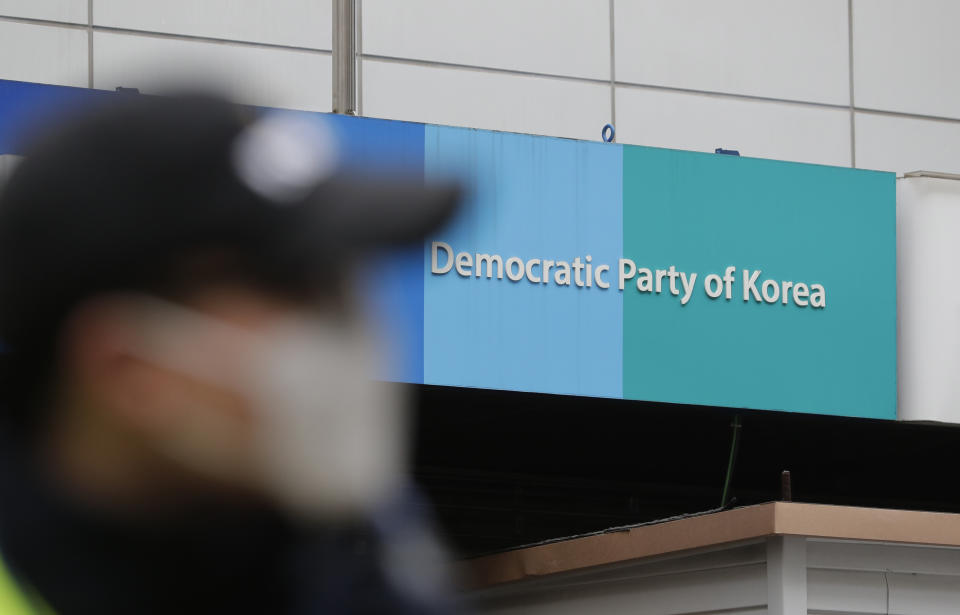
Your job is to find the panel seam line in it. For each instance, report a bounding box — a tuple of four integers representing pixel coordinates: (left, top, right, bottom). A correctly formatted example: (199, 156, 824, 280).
(0, 14, 332, 54)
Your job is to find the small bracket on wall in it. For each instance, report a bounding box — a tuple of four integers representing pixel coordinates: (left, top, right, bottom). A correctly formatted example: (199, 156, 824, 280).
(601, 124, 616, 143)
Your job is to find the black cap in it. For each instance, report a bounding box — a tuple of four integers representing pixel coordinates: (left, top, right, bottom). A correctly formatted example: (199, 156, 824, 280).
(0, 93, 459, 418)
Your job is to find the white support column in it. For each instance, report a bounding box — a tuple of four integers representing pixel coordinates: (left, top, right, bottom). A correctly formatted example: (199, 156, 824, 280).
(897, 173, 960, 424)
(767, 535, 807, 615)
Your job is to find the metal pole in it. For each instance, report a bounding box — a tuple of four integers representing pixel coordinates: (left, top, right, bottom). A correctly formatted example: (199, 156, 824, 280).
(781, 470, 792, 502)
(332, 0, 357, 115)
(720, 414, 742, 509)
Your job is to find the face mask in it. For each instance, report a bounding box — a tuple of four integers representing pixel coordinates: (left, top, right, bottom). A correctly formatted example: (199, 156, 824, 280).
(124, 294, 408, 519)
(250, 319, 407, 519)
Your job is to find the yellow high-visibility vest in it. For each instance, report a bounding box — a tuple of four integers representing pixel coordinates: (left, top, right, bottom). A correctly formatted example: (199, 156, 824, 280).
(0, 553, 53, 615)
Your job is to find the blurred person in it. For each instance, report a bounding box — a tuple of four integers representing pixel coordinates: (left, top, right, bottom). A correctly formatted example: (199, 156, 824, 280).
(0, 94, 461, 614)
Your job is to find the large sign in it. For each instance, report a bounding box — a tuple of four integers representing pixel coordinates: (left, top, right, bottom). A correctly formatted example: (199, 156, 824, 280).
(419, 128, 895, 419)
(0, 79, 896, 419)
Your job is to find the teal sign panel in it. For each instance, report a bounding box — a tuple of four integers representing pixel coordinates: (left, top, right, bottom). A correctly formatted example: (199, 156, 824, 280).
(621, 148, 895, 418)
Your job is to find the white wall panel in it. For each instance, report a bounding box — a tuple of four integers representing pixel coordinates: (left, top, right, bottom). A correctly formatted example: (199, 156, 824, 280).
(362, 0, 609, 80)
(808, 540, 960, 574)
(855, 113, 960, 174)
(888, 571, 960, 615)
(614, 0, 849, 105)
(0, 21, 87, 87)
(0, 0, 86, 23)
(472, 538, 960, 614)
(853, 0, 960, 119)
(807, 568, 887, 614)
(363, 60, 609, 141)
(93, 32, 330, 112)
(94, 0, 331, 50)
(615, 86, 850, 167)
(474, 564, 766, 615)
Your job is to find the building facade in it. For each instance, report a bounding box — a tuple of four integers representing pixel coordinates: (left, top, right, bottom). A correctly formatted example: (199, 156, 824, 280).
(3, 3, 960, 614)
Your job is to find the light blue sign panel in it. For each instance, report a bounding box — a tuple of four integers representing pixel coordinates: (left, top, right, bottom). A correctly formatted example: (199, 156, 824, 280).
(424, 127, 623, 397)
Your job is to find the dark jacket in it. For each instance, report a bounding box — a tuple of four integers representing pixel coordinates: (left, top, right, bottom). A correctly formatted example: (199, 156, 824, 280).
(0, 434, 456, 615)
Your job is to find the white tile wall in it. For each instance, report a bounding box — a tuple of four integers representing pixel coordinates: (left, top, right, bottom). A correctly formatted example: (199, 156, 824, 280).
(362, 0, 609, 80)
(614, 0, 849, 106)
(0, 0, 958, 176)
(93, 32, 331, 112)
(853, 0, 960, 120)
(615, 86, 851, 167)
(855, 112, 960, 174)
(94, 0, 332, 50)
(0, 21, 88, 87)
(0, 0, 87, 24)
(362, 60, 609, 141)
